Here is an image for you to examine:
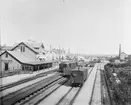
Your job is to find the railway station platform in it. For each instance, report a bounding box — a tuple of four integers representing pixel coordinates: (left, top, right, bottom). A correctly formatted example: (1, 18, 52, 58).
(0, 66, 59, 87)
(73, 63, 102, 105)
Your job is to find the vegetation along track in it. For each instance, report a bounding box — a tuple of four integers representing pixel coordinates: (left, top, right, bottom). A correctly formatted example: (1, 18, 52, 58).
(101, 69, 112, 105)
(102, 69, 112, 105)
(0, 73, 62, 105)
(0, 68, 58, 91)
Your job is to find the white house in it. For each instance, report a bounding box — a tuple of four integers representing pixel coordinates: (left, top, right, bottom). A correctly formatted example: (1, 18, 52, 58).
(120, 52, 128, 60)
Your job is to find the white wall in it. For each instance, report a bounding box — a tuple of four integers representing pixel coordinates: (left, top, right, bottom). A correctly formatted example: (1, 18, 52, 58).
(1, 53, 21, 72)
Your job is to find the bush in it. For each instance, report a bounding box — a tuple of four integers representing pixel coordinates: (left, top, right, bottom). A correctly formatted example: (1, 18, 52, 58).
(104, 64, 131, 105)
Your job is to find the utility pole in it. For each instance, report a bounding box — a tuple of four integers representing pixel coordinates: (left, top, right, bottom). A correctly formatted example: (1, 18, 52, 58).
(0, 28, 2, 71)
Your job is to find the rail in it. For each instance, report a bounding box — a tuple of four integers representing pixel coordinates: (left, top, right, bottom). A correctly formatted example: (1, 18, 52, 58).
(54, 67, 94, 105)
(0, 68, 58, 91)
(89, 65, 99, 105)
(16, 77, 67, 105)
(0, 73, 62, 105)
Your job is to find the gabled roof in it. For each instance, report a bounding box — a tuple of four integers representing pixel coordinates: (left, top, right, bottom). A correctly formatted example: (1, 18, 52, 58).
(26, 41, 44, 48)
(8, 51, 32, 63)
(0, 51, 32, 64)
(121, 52, 127, 55)
(11, 42, 38, 54)
(0, 51, 53, 66)
(11, 41, 46, 54)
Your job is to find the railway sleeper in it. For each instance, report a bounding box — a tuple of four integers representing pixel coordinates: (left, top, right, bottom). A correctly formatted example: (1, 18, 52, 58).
(0, 74, 62, 105)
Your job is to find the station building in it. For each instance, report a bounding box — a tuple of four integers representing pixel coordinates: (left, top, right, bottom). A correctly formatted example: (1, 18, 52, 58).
(0, 41, 54, 72)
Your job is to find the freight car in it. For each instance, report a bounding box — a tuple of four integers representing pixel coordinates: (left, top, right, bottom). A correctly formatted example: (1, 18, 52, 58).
(70, 67, 88, 87)
(59, 61, 77, 77)
(78, 61, 89, 67)
(88, 61, 95, 67)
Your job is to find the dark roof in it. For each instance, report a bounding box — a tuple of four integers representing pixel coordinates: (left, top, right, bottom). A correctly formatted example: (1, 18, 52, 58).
(26, 61, 53, 65)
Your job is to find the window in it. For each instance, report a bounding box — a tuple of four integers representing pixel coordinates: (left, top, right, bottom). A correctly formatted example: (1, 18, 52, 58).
(5, 53, 8, 58)
(23, 46, 25, 52)
(5, 63, 8, 71)
(21, 46, 25, 52)
(21, 46, 23, 52)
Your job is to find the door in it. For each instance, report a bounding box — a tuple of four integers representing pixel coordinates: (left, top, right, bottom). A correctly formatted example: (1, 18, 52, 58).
(5, 63, 8, 71)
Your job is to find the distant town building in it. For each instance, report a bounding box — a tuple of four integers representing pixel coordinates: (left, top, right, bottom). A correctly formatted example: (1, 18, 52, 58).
(120, 52, 128, 60)
(0, 45, 13, 54)
(118, 44, 128, 61)
(127, 54, 131, 60)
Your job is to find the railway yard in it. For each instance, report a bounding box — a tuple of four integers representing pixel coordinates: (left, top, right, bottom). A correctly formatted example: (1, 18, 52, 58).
(0, 61, 115, 105)
(1, 0, 131, 104)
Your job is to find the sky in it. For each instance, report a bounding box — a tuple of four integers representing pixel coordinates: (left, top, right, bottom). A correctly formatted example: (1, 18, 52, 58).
(0, 0, 131, 55)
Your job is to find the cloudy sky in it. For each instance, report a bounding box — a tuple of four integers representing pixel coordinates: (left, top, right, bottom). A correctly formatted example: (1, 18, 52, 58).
(0, 0, 131, 55)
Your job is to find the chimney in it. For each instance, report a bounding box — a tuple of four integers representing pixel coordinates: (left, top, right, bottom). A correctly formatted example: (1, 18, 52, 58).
(119, 44, 121, 59)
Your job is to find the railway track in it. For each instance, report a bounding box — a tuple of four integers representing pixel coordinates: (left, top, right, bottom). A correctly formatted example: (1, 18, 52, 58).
(55, 67, 94, 105)
(0, 68, 58, 91)
(15, 67, 94, 105)
(17, 77, 68, 105)
(1, 66, 94, 105)
(0, 73, 63, 105)
(56, 87, 80, 105)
